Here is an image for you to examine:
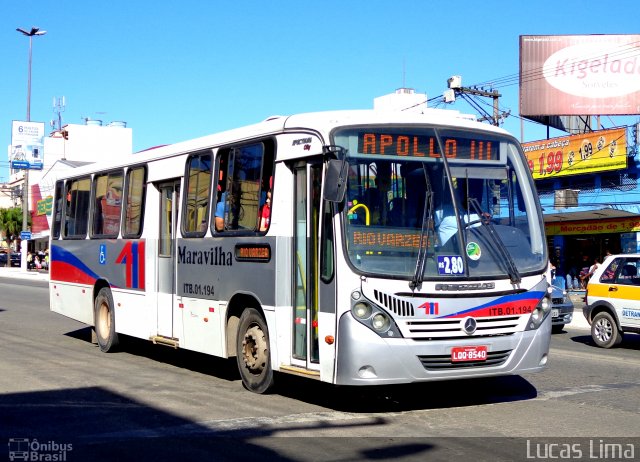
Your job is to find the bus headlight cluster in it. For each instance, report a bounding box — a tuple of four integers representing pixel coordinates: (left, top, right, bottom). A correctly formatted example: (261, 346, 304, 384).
(353, 302, 372, 319)
(350, 291, 401, 338)
(526, 293, 552, 331)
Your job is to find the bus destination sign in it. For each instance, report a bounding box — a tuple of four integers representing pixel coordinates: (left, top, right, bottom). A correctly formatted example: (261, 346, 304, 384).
(357, 132, 498, 161)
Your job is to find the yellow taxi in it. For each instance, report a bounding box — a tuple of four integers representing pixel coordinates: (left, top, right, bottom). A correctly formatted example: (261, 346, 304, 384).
(584, 254, 640, 348)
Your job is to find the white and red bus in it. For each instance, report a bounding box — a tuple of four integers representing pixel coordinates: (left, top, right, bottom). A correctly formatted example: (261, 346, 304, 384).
(50, 109, 551, 393)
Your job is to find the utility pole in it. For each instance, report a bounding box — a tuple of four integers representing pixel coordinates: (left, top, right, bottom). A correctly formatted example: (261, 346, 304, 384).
(16, 26, 47, 271)
(444, 76, 510, 126)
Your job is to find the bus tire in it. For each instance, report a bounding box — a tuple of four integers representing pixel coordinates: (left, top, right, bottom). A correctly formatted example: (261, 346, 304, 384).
(94, 287, 119, 352)
(236, 308, 274, 393)
(591, 311, 622, 349)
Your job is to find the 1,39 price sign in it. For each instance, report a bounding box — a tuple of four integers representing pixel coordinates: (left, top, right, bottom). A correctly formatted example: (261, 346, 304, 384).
(522, 127, 627, 179)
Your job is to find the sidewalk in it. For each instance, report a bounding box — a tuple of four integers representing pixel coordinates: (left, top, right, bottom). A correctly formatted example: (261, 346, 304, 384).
(0, 266, 50, 282)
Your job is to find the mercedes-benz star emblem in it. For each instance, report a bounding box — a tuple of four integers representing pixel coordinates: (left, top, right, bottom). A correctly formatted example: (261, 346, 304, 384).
(462, 317, 477, 335)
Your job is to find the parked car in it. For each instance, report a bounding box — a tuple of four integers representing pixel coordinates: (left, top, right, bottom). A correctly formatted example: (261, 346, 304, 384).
(0, 252, 21, 267)
(584, 254, 640, 348)
(550, 285, 573, 333)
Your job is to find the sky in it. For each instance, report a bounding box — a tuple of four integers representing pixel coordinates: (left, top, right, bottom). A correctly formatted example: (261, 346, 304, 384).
(2, 0, 639, 182)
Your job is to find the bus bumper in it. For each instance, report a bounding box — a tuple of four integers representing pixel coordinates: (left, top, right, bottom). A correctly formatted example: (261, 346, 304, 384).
(335, 312, 551, 386)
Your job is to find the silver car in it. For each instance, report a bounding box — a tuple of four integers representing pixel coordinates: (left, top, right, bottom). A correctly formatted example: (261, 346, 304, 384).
(551, 285, 574, 333)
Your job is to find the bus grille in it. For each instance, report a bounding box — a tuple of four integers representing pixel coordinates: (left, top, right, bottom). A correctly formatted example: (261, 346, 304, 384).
(374, 290, 415, 317)
(418, 350, 512, 370)
(399, 316, 521, 339)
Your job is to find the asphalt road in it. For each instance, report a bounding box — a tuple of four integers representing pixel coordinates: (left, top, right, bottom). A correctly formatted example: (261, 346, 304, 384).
(0, 277, 638, 461)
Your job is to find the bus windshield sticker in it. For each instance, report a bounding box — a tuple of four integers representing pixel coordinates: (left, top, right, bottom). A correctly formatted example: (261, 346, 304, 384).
(437, 255, 464, 275)
(466, 242, 482, 261)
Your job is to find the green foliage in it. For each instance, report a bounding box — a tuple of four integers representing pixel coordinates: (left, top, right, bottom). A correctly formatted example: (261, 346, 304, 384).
(0, 207, 27, 243)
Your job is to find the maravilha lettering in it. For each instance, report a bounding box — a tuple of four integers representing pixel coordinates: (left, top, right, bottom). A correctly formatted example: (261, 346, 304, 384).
(178, 246, 232, 266)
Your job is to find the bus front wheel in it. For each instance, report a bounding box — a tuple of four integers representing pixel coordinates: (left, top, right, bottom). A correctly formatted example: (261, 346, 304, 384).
(94, 287, 119, 352)
(236, 308, 274, 393)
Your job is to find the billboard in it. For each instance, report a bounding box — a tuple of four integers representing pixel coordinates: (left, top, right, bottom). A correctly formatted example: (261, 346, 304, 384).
(520, 35, 640, 116)
(522, 127, 627, 179)
(10, 120, 45, 170)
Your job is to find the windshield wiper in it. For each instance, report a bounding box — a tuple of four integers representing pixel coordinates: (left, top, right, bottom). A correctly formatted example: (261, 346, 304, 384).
(468, 197, 521, 284)
(410, 164, 434, 291)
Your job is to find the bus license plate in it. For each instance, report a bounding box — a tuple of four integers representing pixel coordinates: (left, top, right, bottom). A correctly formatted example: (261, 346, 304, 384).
(451, 345, 488, 362)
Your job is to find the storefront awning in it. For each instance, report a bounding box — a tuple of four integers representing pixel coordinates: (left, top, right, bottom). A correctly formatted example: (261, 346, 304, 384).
(543, 207, 640, 223)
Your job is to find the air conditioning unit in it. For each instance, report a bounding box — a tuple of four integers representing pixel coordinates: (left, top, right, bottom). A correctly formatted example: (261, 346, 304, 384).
(554, 189, 579, 208)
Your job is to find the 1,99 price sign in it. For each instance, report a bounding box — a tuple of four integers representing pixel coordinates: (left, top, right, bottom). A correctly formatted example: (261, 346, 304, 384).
(522, 128, 627, 180)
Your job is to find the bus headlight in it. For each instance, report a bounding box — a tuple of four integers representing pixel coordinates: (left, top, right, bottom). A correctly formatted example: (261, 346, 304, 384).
(349, 291, 402, 338)
(371, 313, 390, 332)
(353, 302, 372, 320)
(526, 294, 551, 331)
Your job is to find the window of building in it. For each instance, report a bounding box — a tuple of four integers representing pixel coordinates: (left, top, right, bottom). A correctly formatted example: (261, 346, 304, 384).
(601, 172, 637, 192)
(183, 152, 212, 236)
(560, 176, 596, 192)
(534, 179, 555, 196)
(123, 166, 146, 238)
(92, 170, 124, 238)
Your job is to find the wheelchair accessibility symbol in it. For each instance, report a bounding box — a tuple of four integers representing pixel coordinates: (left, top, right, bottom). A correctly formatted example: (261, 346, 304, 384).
(99, 244, 107, 265)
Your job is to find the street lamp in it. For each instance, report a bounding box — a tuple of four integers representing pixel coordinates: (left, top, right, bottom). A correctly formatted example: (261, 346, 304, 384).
(16, 26, 46, 271)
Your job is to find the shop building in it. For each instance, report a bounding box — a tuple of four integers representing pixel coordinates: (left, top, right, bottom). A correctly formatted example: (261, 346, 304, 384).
(525, 126, 640, 288)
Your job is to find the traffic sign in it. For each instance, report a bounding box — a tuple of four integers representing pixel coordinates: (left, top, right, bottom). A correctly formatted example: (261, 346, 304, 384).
(20, 231, 32, 240)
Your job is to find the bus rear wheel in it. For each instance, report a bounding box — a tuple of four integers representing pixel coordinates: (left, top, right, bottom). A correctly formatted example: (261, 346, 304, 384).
(236, 308, 274, 393)
(94, 287, 119, 352)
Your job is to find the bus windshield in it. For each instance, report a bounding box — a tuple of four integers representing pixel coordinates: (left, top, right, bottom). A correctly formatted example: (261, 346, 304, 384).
(334, 126, 547, 281)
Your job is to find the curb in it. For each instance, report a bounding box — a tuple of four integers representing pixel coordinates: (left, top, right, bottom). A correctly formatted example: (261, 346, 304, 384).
(0, 268, 49, 282)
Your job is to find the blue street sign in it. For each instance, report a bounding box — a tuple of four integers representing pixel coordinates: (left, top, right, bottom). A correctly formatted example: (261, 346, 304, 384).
(20, 231, 32, 240)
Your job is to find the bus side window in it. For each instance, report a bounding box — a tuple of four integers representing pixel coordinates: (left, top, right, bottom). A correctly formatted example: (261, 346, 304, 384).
(214, 140, 274, 233)
(183, 152, 212, 236)
(52, 181, 64, 239)
(123, 166, 147, 238)
(92, 171, 123, 237)
(63, 177, 91, 238)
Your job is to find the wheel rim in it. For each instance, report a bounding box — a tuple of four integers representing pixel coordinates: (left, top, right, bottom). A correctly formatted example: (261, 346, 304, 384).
(97, 301, 110, 338)
(241, 324, 267, 374)
(594, 317, 612, 344)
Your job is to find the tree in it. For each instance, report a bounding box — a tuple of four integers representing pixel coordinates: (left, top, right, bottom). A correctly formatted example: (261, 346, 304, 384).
(0, 207, 27, 267)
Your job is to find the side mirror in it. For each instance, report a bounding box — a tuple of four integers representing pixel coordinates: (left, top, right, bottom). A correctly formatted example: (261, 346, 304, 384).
(323, 158, 349, 203)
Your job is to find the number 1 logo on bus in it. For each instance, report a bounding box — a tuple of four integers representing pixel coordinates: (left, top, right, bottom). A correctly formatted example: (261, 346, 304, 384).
(115, 241, 145, 290)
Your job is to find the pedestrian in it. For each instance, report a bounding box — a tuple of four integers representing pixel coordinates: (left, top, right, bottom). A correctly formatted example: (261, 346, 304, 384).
(551, 247, 567, 290)
(578, 255, 591, 289)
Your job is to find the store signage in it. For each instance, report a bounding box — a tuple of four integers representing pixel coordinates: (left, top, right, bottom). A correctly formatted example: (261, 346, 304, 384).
(522, 127, 627, 179)
(520, 35, 640, 116)
(546, 217, 640, 236)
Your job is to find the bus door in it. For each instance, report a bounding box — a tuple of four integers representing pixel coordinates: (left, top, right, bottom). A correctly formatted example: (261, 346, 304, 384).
(157, 180, 181, 340)
(292, 160, 336, 373)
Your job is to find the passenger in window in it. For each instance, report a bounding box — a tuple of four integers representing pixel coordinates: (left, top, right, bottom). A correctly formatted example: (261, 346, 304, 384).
(259, 190, 271, 231)
(436, 179, 488, 246)
(259, 176, 273, 232)
(215, 189, 226, 232)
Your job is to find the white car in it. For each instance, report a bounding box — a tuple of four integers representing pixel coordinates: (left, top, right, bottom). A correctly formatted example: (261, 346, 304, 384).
(584, 254, 640, 348)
